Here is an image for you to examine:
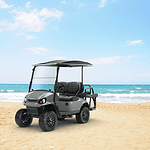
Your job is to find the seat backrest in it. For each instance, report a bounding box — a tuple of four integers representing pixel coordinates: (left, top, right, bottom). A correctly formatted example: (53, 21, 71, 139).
(67, 82, 79, 93)
(57, 82, 84, 96)
(66, 82, 84, 96)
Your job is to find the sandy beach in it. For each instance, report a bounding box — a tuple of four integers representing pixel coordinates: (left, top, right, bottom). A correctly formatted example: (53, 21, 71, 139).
(0, 102, 150, 150)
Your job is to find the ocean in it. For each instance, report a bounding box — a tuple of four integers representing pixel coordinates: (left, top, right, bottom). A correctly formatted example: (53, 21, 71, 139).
(0, 84, 150, 103)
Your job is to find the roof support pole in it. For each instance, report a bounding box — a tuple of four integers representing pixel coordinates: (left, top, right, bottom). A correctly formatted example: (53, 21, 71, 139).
(53, 66, 61, 117)
(53, 66, 60, 104)
(81, 66, 83, 83)
(28, 66, 36, 92)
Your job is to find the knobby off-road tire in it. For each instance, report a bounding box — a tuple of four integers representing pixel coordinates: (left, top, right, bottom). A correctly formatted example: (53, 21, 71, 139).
(76, 107, 90, 123)
(15, 108, 33, 127)
(39, 111, 57, 132)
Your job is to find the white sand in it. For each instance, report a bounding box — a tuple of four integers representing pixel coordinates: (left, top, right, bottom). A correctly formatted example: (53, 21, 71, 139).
(0, 102, 150, 150)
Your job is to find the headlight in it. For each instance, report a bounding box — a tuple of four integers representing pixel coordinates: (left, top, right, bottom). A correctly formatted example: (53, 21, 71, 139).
(39, 98, 46, 104)
(23, 97, 27, 104)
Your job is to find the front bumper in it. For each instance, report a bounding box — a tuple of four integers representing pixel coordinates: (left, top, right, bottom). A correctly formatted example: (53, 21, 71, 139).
(27, 106, 44, 115)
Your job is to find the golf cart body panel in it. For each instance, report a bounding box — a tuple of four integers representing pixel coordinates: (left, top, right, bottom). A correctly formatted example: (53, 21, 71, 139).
(57, 98, 88, 112)
(25, 90, 54, 101)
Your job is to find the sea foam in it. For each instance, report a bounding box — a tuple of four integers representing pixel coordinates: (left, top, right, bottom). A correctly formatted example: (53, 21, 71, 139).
(0, 93, 26, 103)
(0, 92, 150, 103)
(98, 93, 150, 103)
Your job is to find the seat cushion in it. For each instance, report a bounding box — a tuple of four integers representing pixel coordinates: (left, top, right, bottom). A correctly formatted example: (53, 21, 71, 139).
(58, 95, 77, 101)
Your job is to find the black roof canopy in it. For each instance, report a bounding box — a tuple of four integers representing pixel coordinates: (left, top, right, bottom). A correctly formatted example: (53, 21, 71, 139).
(33, 60, 92, 67)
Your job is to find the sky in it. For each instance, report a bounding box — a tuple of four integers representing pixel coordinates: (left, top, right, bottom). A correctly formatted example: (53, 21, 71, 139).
(0, 0, 150, 84)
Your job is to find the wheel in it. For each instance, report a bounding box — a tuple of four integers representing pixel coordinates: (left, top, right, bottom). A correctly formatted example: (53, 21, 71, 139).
(39, 111, 57, 132)
(15, 108, 33, 127)
(76, 107, 90, 123)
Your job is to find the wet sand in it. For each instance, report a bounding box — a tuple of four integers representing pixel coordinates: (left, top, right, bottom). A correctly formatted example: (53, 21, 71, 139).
(0, 102, 150, 150)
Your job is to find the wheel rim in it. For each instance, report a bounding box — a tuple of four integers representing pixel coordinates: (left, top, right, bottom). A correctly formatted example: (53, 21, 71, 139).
(22, 112, 32, 125)
(82, 109, 89, 122)
(46, 116, 55, 129)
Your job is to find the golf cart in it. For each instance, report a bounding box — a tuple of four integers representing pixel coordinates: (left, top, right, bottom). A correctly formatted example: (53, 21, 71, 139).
(15, 60, 98, 131)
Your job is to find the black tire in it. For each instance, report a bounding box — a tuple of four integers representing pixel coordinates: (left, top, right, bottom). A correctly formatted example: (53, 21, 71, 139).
(15, 108, 33, 127)
(39, 111, 57, 132)
(76, 107, 90, 123)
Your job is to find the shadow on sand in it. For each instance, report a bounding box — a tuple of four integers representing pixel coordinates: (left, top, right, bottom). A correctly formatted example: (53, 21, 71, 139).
(14, 117, 104, 132)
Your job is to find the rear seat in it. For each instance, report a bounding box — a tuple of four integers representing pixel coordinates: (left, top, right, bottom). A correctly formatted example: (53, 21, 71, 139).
(56, 82, 84, 101)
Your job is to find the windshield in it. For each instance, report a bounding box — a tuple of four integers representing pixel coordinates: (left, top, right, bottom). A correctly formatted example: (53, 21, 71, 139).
(31, 66, 57, 91)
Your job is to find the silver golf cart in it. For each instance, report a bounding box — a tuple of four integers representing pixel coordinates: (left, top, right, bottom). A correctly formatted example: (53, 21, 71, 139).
(15, 60, 98, 131)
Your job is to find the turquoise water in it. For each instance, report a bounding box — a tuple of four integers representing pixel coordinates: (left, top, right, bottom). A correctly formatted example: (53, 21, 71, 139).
(0, 84, 150, 103)
(1, 84, 150, 94)
(92, 84, 150, 94)
(0, 84, 29, 93)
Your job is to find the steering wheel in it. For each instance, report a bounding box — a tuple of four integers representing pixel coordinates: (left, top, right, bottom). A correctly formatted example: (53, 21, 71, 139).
(57, 83, 65, 92)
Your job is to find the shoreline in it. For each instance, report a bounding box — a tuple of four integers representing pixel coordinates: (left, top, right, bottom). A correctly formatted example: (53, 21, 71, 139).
(1, 92, 150, 103)
(0, 101, 149, 108)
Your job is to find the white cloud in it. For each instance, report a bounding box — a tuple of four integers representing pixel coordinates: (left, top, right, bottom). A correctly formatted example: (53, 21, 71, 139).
(39, 8, 63, 19)
(144, 53, 150, 57)
(0, 0, 13, 9)
(0, 8, 63, 32)
(138, 73, 150, 77)
(90, 56, 122, 65)
(17, 32, 38, 40)
(90, 54, 143, 65)
(26, 2, 31, 8)
(62, 1, 66, 4)
(17, 32, 25, 35)
(9, 9, 46, 32)
(0, 20, 9, 26)
(99, 0, 107, 8)
(127, 40, 144, 46)
(24, 35, 38, 40)
(25, 47, 50, 55)
(0, 20, 9, 31)
(123, 55, 138, 62)
(79, 3, 86, 7)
